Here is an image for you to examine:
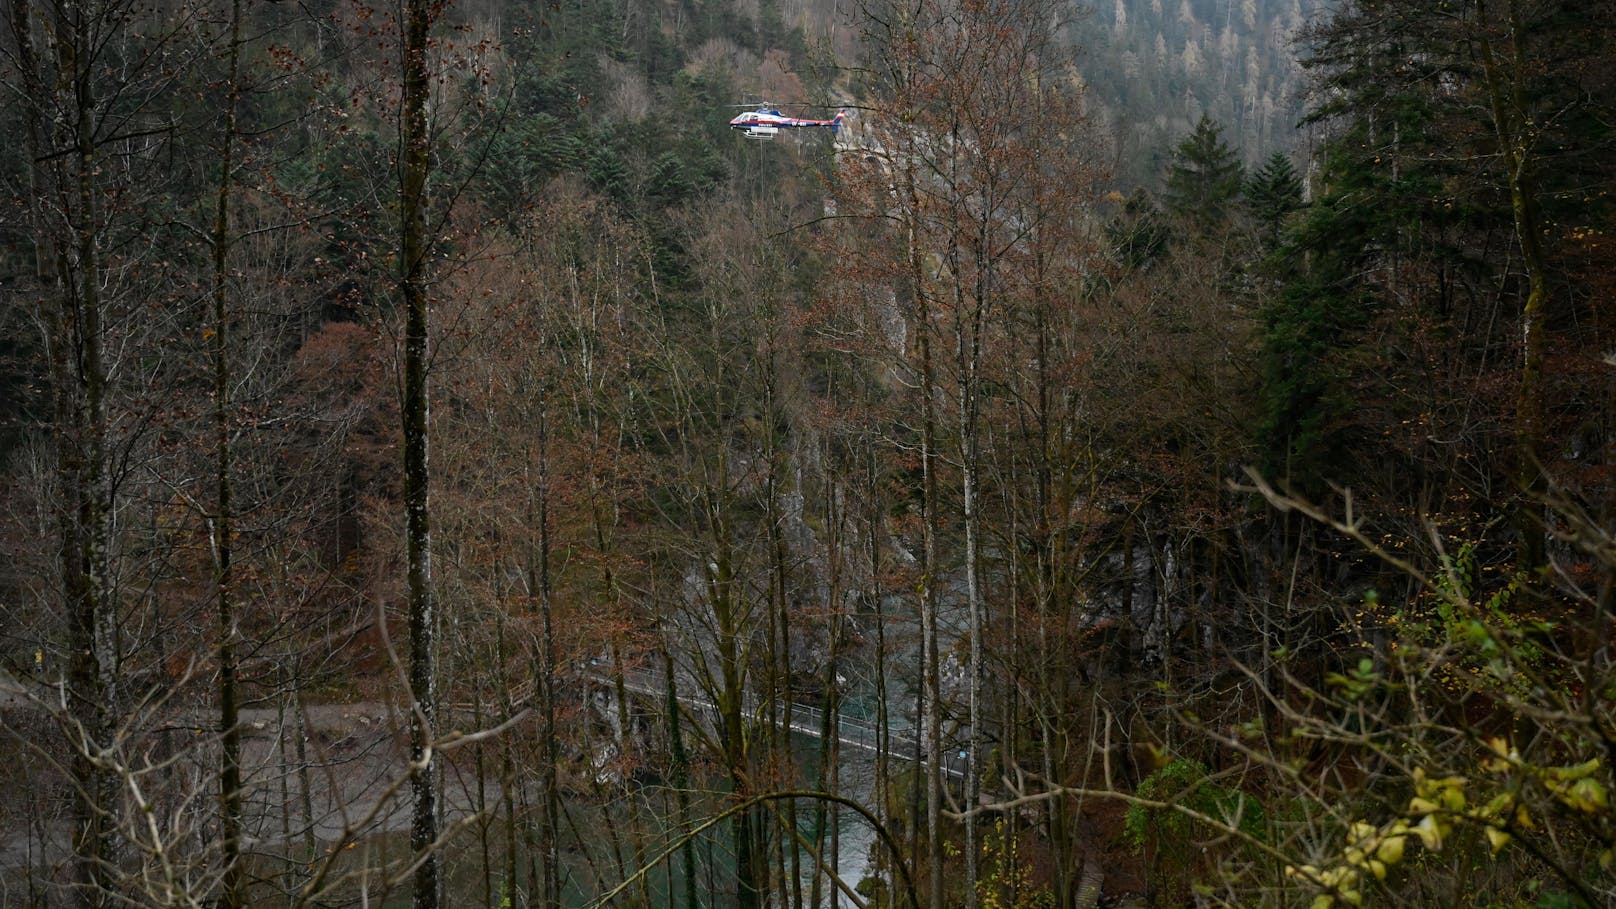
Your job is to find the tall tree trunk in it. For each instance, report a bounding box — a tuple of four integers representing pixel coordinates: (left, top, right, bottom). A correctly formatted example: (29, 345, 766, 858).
(867, 454, 893, 895)
(496, 616, 521, 908)
(22, 0, 125, 897)
(399, 0, 438, 898)
(809, 481, 845, 909)
(762, 352, 801, 909)
(210, 1, 246, 903)
(710, 498, 762, 909)
(533, 396, 563, 909)
(665, 650, 700, 909)
(1476, 0, 1549, 580)
(957, 239, 988, 909)
(897, 123, 946, 909)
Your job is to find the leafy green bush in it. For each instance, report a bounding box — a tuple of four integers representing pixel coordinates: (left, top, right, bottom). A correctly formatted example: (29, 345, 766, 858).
(1125, 758, 1266, 852)
(1125, 758, 1267, 903)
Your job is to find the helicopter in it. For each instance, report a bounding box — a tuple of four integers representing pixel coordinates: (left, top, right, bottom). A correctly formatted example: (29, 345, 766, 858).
(728, 103, 848, 139)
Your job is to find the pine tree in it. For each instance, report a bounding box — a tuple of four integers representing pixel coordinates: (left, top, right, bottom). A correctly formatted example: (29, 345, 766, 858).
(1164, 115, 1245, 234)
(1243, 151, 1304, 248)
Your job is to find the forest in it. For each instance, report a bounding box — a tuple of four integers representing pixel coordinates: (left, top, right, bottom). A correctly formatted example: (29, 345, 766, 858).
(0, 0, 1613, 906)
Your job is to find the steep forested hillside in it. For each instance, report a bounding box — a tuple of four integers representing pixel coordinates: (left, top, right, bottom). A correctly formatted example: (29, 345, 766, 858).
(2, 0, 1613, 907)
(1075, 0, 1332, 183)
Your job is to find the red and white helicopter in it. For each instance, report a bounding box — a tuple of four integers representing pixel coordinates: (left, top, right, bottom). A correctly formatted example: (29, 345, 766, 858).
(728, 103, 848, 139)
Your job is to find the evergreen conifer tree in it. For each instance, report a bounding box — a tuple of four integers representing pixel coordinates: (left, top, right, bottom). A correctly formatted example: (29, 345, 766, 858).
(1243, 151, 1304, 248)
(1163, 114, 1245, 234)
